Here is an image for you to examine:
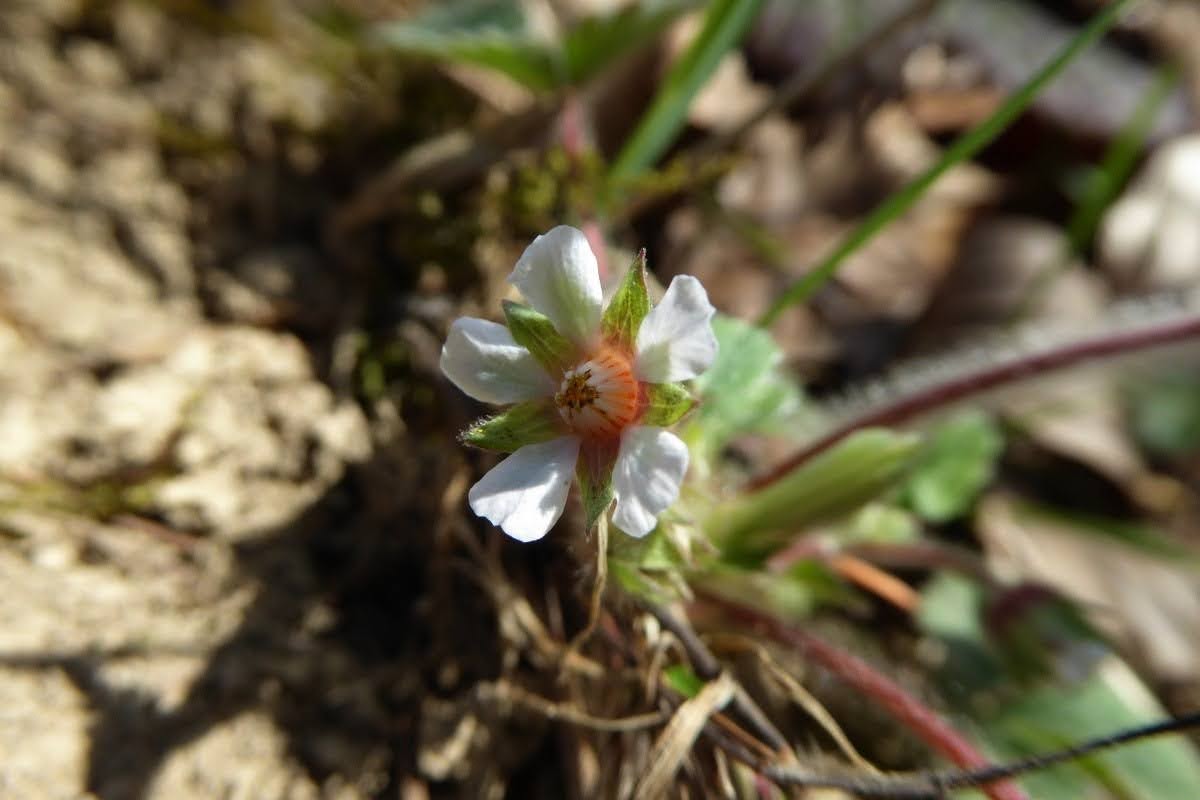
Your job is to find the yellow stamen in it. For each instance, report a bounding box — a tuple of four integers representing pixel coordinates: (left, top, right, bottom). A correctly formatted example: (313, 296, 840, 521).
(554, 345, 640, 440)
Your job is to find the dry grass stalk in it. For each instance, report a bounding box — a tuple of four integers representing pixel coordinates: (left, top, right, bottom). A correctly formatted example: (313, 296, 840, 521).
(632, 671, 737, 799)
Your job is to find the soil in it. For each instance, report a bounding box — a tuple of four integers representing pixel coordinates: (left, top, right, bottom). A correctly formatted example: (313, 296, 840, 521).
(0, 1, 489, 797)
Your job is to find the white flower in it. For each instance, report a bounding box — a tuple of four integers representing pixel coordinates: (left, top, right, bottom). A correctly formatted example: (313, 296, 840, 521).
(441, 225, 718, 542)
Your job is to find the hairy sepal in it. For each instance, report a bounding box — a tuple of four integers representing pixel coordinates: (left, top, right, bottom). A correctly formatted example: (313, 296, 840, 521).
(642, 381, 695, 427)
(503, 300, 576, 374)
(601, 250, 651, 353)
(460, 400, 562, 452)
(576, 440, 618, 531)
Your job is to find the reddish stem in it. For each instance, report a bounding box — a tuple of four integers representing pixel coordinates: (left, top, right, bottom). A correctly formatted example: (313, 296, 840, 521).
(559, 91, 588, 161)
(698, 591, 1030, 800)
(769, 539, 998, 588)
(559, 92, 610, 282)
(749, 309, 1200, 491)
(582, 220, 610, 283)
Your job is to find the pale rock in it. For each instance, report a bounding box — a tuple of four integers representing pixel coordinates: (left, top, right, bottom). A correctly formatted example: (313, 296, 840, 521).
(1101, 135, 1200, 288)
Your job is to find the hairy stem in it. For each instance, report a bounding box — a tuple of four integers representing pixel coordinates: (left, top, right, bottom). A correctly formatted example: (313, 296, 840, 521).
(751, 301, 1200, 491)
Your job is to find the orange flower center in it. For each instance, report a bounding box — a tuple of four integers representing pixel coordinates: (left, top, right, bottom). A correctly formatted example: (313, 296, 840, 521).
(555, 345, 641, 440)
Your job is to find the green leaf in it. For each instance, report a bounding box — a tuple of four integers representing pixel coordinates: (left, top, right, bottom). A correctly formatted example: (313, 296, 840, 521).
(1126, 371, 1200, 457)
(608, 525, 665, 568)
(460, 400, 561, 452)
(983, 584, 1106, 684)
(600, 250, 651, 352)
(683, 314, 806, 472)
(609, 557, 685, 604)
(663, 664, 704, 698)
(706, 428, 922, 564)
(1063, 65, 1180, 259)
(503, 300, 576, 374)
(842, 503, 921, 545)
(562, 0, 702, 85)
(642, 382, 695, 427)
(371, 0, 561, 91)
(918, 572, 1200, 799)
(984, 672, 1200, 799)
(609, 0, 765, 183)
(758, 0, 1135, 325)
(903, 410, 1004, 523)
(371, 0, 699, 93)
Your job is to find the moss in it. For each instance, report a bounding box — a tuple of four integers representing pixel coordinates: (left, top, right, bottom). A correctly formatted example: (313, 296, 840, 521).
(0, 473, 165, 522)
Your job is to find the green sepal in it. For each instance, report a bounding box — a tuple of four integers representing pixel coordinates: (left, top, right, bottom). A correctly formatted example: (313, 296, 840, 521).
(576, 440, 617, 531)
(663, 664, 704, 698)
(503, 300, 575, 373)
(460, 400, 561, 452)
(600, 249, 651, 352)
(608, 524, 692, 603)
(642, 381, 695, 427)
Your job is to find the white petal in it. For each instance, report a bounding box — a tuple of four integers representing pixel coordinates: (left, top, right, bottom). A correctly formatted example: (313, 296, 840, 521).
(611, 427, 688, 538)
(507, 226, 602, 347)
(468, 436, 581, 542)
(634, 275, 718, 383)
(441, 317, 555, 404)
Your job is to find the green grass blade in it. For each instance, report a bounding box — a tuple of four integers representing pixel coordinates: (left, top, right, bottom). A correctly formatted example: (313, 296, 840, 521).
(1014, 62, 1179, 318)
(758, 0, 1133, 327)
(563, 0, 702, 86)
(609, 0, 764, 184)
(1064, 63, 1179, 257)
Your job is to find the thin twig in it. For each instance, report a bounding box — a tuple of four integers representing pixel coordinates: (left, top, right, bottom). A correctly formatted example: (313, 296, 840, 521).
(644, 602, 791, 755)
(828, 553, 921, 612)
(450, 558, 605, 679)
(765, 535, 993, 610)
(481, 681, 668, 733)
(698, 590, 1029, 800)
(705, 632, 880, 773)
(862, 541, 1000, 586)
(695, 702, 781, 766)
(761, 710, 1200, 798)
(634, 672, 737, 799)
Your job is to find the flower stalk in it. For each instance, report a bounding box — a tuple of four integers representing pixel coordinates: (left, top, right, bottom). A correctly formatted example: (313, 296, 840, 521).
(705, 429, 921, 563)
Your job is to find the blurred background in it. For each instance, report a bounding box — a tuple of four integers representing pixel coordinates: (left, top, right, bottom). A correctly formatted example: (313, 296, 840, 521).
(2, 0, 1200, 797)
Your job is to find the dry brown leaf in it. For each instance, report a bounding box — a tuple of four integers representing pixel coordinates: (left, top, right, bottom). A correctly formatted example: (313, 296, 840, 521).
(977, 491, 1200, 683)
(631, 671, 736, 800)
(1100, 134, 1200, 291)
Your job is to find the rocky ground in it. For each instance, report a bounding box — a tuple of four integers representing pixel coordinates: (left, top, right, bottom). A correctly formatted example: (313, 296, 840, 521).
(0, 1, 478, 797)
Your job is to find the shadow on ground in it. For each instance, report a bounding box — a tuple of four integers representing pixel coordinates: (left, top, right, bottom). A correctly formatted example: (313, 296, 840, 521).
(1, 438, 505, 798)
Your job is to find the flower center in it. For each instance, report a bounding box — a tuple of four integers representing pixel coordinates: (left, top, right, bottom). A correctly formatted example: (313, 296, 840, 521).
(554, 345, 640, 440)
